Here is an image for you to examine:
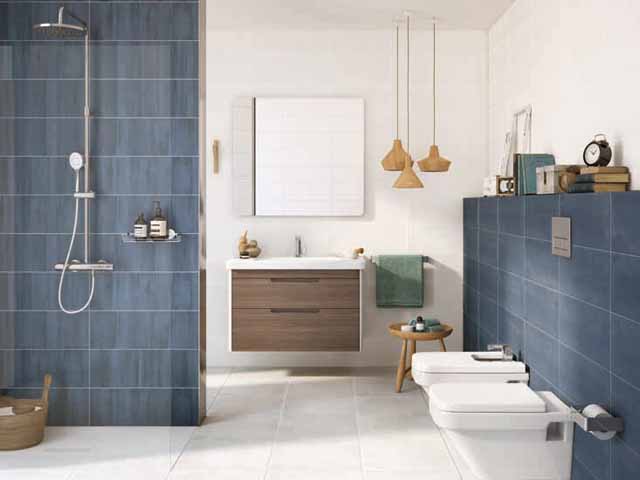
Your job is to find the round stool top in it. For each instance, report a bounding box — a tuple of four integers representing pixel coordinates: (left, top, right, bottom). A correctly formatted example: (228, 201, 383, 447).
(388, 322, 453, 341)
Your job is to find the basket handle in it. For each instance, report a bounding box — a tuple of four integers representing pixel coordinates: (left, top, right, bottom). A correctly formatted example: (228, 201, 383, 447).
(41, 374, 52, 404)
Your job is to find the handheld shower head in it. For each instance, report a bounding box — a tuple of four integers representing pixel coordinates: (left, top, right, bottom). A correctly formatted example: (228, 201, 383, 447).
(33, 6, 87, 39)
(69, 152, 84, 171)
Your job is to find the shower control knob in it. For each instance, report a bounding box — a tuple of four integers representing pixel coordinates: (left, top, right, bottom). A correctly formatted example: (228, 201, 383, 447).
(69, 152, 84, 171)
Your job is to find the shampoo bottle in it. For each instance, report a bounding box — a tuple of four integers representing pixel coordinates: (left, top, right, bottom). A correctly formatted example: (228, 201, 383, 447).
(149, 201, 168, 239)
(133, 212, 148, 240)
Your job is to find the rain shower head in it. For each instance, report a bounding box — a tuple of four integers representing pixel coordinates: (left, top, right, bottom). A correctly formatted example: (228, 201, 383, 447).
(33, 6, 87, 38)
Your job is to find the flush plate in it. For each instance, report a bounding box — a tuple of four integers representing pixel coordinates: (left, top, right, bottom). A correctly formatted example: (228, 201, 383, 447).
(552, 217, 571, 258)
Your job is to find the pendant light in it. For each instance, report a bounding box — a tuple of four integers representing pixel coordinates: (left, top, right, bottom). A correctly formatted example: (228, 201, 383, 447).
(418, 19, 451, 173)
(381, 22, 411, 171)
(393, 13, 423, 189)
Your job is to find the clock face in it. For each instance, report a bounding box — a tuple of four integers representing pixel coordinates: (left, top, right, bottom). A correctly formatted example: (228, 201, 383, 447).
(584, 143, 601, 165)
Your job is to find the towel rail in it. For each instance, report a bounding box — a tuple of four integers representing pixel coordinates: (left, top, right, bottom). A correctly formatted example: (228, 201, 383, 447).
(370, 255, 430, 265)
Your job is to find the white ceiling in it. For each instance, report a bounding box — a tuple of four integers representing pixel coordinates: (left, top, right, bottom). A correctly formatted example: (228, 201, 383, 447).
(207, 0, 515, 30)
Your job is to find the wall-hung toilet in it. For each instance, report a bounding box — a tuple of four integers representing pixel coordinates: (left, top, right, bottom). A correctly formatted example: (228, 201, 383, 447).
(429, 383, 574, 480)
(411, 351, 529, 393)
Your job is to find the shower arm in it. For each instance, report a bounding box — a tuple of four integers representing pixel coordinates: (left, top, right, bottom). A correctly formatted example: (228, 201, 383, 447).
(57, 6, 87, 29)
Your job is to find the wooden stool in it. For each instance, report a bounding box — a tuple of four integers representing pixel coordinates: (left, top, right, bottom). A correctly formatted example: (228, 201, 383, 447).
(387, 323, 453, 393)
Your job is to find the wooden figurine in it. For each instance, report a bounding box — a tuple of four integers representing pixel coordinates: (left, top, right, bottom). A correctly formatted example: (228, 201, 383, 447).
(238, 231, 261, 258)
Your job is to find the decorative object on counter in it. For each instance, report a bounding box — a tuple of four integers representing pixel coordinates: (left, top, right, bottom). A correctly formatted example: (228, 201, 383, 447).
(133, 212, 148, 240)
(351, 247, 365, 259)
(401, 324, 414, 333)
(238, 230, 262, 258)
(418, 18, 451, 173)
(376, 255, 424, 308)
(415, 316, 425, 332)
(393, 13, 423, 189)
(388, 322, 453, 393)
(514, 153, 555, 195)
(483, 175, 515, 196)
(149, 201, 168, 239)
(536, 165, 581, 194)
(583, 134, 612, 167)
(0, 375, 51, 450)
(381, 21, 411, 172)
(568, 165, 630, 193)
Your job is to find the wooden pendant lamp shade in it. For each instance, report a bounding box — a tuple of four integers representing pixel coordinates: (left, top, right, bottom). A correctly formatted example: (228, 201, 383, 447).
(382, 23, 410, 171)
(418, 20, 451, 173)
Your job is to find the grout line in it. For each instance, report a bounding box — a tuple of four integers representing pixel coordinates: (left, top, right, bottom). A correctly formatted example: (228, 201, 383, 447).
(352, 376, 366, 480)
(262, 377, 290, 480)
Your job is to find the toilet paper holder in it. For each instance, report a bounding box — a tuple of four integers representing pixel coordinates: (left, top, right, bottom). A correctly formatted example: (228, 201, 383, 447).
(571, 405, 624, 440)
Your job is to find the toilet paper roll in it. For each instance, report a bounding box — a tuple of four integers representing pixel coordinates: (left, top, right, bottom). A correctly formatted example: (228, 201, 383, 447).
(582, 404, 616, 440)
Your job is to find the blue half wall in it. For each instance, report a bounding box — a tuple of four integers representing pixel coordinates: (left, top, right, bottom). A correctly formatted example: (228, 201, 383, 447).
(0, 1, 201, 426)
(464, 192, 640, 480)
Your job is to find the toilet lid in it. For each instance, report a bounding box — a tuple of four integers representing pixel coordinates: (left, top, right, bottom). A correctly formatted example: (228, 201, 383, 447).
(412, 352, 526, 374)
(429, 383, 546, 413)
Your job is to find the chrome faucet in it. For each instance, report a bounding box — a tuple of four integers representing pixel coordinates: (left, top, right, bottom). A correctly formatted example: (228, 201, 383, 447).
(294, 235, 303, 257)
(487, 344, 513, 361)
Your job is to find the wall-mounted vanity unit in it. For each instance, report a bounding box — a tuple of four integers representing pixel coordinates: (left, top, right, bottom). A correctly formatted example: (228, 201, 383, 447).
(232, 97, 365, 217)
(226, 257, 365, 352)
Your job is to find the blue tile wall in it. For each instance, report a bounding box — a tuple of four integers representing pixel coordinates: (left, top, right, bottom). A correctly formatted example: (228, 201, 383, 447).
(463, 192, 640, 480)
(1, 1, 200, 426)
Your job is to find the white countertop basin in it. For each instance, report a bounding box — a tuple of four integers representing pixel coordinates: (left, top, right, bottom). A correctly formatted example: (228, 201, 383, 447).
(226, 256, 366, 270)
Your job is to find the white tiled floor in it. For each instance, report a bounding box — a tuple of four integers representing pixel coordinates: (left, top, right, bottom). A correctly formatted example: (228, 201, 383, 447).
(0, 368, 461, 480)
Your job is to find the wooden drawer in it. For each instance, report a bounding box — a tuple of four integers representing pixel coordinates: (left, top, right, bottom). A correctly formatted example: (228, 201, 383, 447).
(232, 270, 359, 309)
(232, 308, 359, 351)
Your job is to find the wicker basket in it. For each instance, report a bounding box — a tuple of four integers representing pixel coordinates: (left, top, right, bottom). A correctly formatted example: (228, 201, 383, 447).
(0, 374, 52, 450)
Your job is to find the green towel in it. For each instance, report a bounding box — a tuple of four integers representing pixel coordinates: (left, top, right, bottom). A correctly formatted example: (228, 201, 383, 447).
(425, 318, 440, 327)
(376, 255, 423, 308)
(427, 325, 444, 333)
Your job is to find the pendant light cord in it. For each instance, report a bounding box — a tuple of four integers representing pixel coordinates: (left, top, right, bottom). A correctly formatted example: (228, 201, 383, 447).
(395, 24, 399, 139)
(433, 19, 436, 145)
(406, 14, 410, 154)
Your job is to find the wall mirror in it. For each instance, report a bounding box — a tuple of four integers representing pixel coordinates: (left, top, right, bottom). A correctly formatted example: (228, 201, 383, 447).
(233, 97, 365, 217)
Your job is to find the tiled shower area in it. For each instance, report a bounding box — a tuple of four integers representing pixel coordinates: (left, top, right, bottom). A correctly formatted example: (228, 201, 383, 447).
(0, 0, 202, 426)
(463, 193, 640, 480)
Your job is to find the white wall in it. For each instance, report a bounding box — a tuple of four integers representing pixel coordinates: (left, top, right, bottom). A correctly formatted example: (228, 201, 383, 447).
(489, 0, 640, 182)
(206, 27, 488, 366)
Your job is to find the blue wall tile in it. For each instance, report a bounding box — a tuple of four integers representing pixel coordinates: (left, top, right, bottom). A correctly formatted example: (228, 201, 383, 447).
(560, 193, 611, 250)
(525, 195, 558, 241)
(92, 42, 198, 79)
(498, 307, 524, 359)
(0, 311, 88, 349)
(463, 256, 478, 290)
(0, 157, 75, 195)
(0, 42, 85, 79)
(612, 192, 640, 256)
(463, 226, 477, 260)
(558, 344, 610, 408)
(479, 229, 497, 267)
(479, 296, 498, 338)
(612, 254, 640, 323)
(463, 284, 478, 319)
(0, 350, 88, 388)
(478, 263, 498, 300)
(463, 198, 477, 227)
(498, 196, 524, 235)
(525, 238, 558, 289)
(613, 439, 640, 480)
(524, 323, 558, 385)
(90, 389, 172, 426)
(0, 79, 83, 116)
(612, 314, 640, 388)
(525, 281, 558, 337)
(0, 118, 83, 156)
(498, 234, 525, 275)
(172, 388, 199, 426)
(574, 427, 611, 480)
(478, 197, 497, 231)
(558, 246, 610, 309)
(2, 387, 89, 426)
(558, 295, 610, 368)
(612, 377, 640, 455)
(499, 270, 524, 318)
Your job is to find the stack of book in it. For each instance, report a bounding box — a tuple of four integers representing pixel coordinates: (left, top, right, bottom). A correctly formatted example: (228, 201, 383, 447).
(568, 166, 630, 193)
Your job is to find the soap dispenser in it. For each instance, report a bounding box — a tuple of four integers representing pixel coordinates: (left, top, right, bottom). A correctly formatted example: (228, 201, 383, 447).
(149, 201, 168, 239)
(133, 212, 148, 240)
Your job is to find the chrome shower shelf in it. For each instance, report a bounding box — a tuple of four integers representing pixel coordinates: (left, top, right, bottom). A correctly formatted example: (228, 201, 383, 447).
(121, 233, 182, 244)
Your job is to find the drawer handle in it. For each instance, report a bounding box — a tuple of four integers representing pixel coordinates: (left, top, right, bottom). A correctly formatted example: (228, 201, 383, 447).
(270, 308, 320, 314)
(269, 278, 319, 283)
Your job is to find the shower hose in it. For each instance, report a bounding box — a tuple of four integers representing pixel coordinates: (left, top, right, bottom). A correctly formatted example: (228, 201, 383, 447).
(58, 171, 95, 314)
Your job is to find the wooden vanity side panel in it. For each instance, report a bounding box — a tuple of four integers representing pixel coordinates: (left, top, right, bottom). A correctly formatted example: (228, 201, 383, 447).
(232, 309, 359, 351)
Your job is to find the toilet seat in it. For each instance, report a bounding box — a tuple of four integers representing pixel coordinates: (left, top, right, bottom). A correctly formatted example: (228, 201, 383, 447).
(411, 352, 529, 390)
(429, 383, 572, 431)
